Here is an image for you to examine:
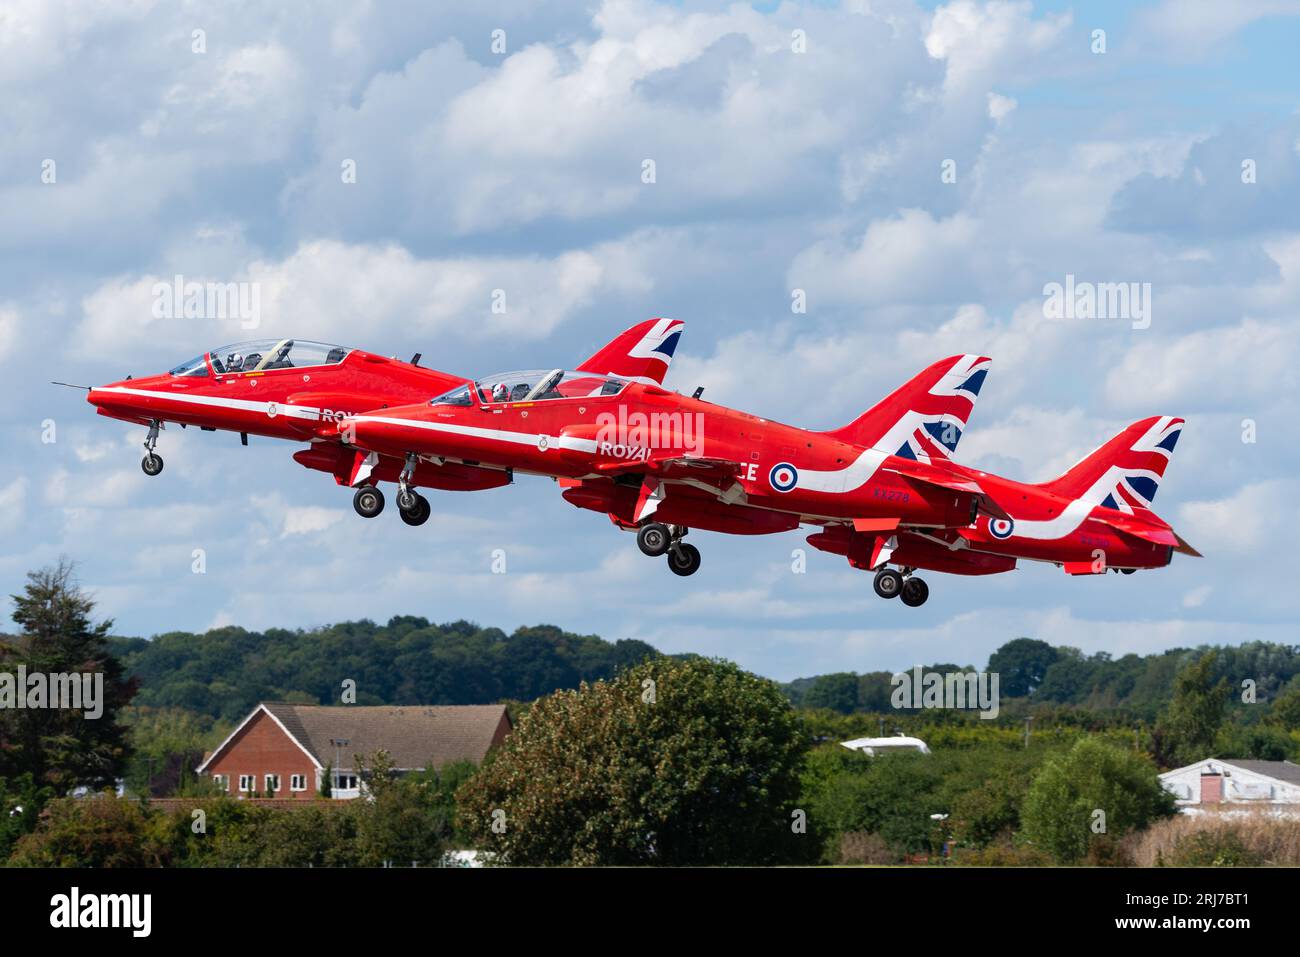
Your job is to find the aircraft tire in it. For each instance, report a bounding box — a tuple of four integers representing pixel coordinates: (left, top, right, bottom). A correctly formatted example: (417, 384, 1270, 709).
(400, 493, 431, 527)
(637, 522, 672, 557)
(873, 568, 903, 599)
(900, 577, 929, 607)
(353, 485, 385, 518)
(141, 453, 164, 476)
(667, 543, 701, 577)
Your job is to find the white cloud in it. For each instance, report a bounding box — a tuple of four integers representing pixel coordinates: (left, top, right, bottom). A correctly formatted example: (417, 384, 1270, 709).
(1133, 0, 1300, 58)
(0, 306, 18, 363)
(1177, 480, 1296, 555)
(74, 234, 657, 364)
(280, 506, 344, 538)
(925, 0, 1071, 98)
(1105, 318, 1300, 410)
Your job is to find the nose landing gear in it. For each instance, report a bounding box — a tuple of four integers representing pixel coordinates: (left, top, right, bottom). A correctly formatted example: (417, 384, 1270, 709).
(394, 452, 430, 526)
(141, 420, 164, 476)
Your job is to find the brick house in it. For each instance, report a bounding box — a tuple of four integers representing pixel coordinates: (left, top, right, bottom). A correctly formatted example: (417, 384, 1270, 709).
(195, 703, 512, 799)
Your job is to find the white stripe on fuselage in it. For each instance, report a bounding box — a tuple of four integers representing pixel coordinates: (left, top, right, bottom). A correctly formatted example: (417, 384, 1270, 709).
(350, 414, 599, 454)
(92, 385, 322, 421)
(796, 447, 888, 494)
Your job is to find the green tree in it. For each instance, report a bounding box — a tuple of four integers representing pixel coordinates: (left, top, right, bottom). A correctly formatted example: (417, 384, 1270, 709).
(1267, 676, 1300, 731)
(457, 657, 810, 865)
(1021, 737, 1175, 863)
(1154, 651, 1230, 767)
(354, 751, 449, 867)
(8, 793, 168, 867)
(0, 561, 138, 792)
(987, 638, 1061, 697)
(802, 673, 860, 714)
(0, 773, 54, 860)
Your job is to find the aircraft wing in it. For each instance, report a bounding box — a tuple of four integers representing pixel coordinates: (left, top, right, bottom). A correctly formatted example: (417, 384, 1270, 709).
(596, 454, 745, 482)
(882, 461, 1011, 519)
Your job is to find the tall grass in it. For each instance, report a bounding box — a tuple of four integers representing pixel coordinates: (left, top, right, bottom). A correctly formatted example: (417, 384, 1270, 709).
(1126, 808, 1300, 867)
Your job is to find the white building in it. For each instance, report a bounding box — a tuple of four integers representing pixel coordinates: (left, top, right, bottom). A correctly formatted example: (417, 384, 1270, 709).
(1159, 759, 1300, 807)
(840, 735, 930, 756)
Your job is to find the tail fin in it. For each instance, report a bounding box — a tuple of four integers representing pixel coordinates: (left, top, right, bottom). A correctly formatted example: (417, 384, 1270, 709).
(1039, 415, 1183, 512)
(824, 354, 991, 462)
(576, 318, 683, 385)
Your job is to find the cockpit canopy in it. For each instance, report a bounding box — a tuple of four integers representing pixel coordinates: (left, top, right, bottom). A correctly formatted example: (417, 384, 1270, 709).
(168, 339, 352, 377)
(430, 369, 629, 406)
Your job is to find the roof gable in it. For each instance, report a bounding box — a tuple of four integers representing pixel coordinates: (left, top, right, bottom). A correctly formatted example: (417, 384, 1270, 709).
(195, 703, 322, 774)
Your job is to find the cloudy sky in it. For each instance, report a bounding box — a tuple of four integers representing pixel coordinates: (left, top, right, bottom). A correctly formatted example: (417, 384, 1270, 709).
(5, 0, 1299, 681)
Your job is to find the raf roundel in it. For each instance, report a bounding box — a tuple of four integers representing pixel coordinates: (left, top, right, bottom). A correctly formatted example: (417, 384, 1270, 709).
(768, 462, 799, 493)
(989, 517, 1015, 540)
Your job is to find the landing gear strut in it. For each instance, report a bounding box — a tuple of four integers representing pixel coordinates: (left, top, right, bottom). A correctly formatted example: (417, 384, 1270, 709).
(392, 453, 430, 526)
(399, 492, 430, 526)
(141, 420, 164, 476)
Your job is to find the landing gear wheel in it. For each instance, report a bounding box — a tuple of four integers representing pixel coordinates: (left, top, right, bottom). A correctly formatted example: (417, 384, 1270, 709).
(873, 568, 903, 599)
(396, 487, 418, 512)
(1120, 568, 1136, 575)
(637, 522, 672, 557)
(399, 493, 430, 527)
(900, 577, 929, 607)
(667, 543, 701, 577)
(353, 485, 385, 518)
(141, 453, 164, 476)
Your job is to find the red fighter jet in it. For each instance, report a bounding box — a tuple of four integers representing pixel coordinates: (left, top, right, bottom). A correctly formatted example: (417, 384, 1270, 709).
(75, 318, 684, 526)
(338, 351, 1198, 605)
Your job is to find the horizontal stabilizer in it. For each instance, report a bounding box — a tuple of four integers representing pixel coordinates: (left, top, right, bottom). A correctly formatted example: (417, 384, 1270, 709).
(1092, 513, 1179, 547)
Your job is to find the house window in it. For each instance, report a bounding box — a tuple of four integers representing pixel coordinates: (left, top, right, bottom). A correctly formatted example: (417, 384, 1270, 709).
(335, 773, 358, 790)
(264, 774, 281, 794)
(212, 774, 229, 792)
(239, 774, 254, 792)
(290, 774, 306, 792)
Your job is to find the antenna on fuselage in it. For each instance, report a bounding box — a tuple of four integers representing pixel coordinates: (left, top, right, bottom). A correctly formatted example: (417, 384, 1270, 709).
(692, 386, 704, 399)
(411, 353, 422, 366)
(51, 381, 90, 391)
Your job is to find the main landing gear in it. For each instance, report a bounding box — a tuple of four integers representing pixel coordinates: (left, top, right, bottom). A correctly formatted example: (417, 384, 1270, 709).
(353, 485, 385, 518)
(141, 420, 164, 476)
(353, 453, 431, 525)
(636, 521, 701, 576)
(874, 567, 929, 607)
